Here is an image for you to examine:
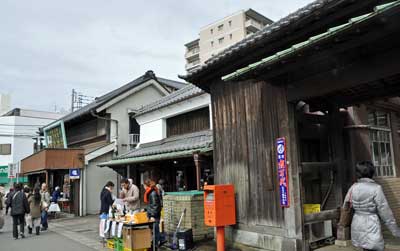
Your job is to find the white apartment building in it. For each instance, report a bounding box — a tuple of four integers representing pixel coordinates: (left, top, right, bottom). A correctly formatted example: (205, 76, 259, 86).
(185, 9, 273, 72)
(0, 108, 62, 189)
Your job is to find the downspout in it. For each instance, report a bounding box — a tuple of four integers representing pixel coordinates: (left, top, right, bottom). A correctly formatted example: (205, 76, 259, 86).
(90, 110, 119, 152)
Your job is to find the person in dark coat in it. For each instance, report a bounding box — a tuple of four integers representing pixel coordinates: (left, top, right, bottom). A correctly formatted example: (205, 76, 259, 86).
(143, 179, 162, 246)
(99, 181, 115, 238)
(6, 183, 30, 240)
(51, 186, 61, 203)
(100, 181, 115, 215)
(5, 188, 14, 215)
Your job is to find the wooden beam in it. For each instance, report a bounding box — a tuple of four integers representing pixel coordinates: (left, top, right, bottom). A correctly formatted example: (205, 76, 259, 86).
(304, 209, 340, 224)
(193, 153, 202, 190)
(288, 47, 400, 102)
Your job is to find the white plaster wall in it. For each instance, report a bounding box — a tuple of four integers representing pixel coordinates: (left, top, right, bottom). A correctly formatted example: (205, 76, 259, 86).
(137, 93, 211, 144)
(139, 119, 166, 144)
(0, 115, 56, 167)
(106, 83, 167, 154)
(84, 152, 118, 215)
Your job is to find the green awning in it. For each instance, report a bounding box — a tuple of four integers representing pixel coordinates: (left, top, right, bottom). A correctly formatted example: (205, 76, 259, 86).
(99, 147, 212, 167)
(222, 0, 400, 82)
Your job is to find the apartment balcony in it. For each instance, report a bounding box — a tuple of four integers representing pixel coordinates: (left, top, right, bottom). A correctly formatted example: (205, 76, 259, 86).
(185, 48, 200, 60)
(129, 133, 140, 145)
(185, 61, 201, 72)
(245, 18, 264, 33)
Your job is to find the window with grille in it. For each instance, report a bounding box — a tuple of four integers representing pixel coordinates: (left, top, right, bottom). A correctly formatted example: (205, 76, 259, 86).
(368, 111, 395, 177)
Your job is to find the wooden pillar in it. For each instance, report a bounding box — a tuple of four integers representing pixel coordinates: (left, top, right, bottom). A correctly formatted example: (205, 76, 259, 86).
(193, 153, 202, 190)
(45, 170, 49, 186)
(329, 105, 345, 207)
(127, 165, 130, 179)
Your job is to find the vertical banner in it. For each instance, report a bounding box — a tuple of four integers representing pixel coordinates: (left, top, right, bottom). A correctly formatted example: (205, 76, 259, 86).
(276, 137, 290, 207)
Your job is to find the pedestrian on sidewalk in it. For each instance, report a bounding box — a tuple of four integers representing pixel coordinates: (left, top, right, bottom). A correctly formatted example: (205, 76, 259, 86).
(143, 179, 161, 247)
(120, 178, 140, 213)
(99, 181, 115, 238)
(343, 161, 400, 251)
(28, 187, 42, 235)
(40, 183, 50, 231)
(5, 187, 14, 215)
(6, 183, 30, 240)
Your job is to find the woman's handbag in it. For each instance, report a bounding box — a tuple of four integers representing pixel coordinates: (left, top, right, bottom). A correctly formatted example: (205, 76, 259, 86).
(338, 188, 354, 227)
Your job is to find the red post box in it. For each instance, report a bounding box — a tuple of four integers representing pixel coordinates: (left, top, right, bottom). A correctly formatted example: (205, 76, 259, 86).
(204, 185, 236, 251)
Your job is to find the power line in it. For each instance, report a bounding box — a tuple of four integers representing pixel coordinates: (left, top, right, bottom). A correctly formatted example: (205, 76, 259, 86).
(0, 124, 47, 127)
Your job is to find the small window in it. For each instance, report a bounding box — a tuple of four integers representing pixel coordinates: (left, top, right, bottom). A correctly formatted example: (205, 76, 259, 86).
(210, 41, 214, 47)
(0, 144, 11, 155)
(368, 111, 395, 177)
(218, 24, 223, 31)
(218, 37, 224, 44)
(228, 20, 232, 27)
(229, 34, 233, 40)
(210, 29, 213, 34)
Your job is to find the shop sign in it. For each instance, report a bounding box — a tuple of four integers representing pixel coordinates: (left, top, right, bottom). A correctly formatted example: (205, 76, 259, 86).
(277, 137, 290, 207)
(69, 169, 80, 179)
(0, 165, 8, 178)
(8, 163, 18, 179)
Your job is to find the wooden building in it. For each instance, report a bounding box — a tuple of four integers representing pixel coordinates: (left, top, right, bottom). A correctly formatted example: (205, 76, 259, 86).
(21, 71, 186, 216)
(100, 84, 214, 192)
(181, 0, 400, 250)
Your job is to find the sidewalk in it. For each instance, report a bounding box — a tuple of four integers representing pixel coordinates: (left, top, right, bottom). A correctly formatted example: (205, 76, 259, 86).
(49, 215, 400, 251)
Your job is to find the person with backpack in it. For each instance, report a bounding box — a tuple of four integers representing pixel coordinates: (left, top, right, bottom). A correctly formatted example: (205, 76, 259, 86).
(6, 183, 30, 240)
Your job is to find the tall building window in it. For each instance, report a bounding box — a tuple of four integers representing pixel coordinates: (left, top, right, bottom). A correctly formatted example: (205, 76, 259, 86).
(368, 111, 395, 177)
(218, 37, 224, 44)
(0, 144, 11, 155)
(229, 34, 233, 40)
(228, 20, 232, 27)
(211, 41, 214, 47)
(210, 28, 213, 34)
(218, 24, 223, 31)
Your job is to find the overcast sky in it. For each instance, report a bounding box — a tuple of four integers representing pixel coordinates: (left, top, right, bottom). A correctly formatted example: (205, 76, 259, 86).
(1, 0, 312, 112)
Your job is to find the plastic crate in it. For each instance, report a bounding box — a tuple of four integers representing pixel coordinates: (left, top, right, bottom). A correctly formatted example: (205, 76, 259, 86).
(106, 239, 115, 250)
(114, 238, 124, 251)
(123, 249, 148, 251)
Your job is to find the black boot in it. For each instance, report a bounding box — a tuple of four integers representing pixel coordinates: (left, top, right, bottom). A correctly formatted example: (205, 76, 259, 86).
(36, 227, 40, 235)
(28, 227, 32, 234)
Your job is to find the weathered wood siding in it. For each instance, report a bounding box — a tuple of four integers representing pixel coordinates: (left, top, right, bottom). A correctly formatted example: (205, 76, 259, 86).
(166, 107, 210, 137)
(211, 79, 285, 228)
(376, 177, 400, 223)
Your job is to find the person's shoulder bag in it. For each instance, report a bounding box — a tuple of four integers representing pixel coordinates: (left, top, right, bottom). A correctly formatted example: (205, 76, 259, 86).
(338, 186, 354, 227)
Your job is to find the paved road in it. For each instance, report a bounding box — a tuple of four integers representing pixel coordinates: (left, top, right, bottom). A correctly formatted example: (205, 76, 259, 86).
(0, 213, 97, 251)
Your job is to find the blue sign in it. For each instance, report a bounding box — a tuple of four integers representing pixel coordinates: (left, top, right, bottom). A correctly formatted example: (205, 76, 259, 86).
(277, 138, 290, 207)
(69, 169, 81, 179)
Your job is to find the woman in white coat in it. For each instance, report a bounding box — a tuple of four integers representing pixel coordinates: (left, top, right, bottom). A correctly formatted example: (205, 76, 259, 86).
(344, 161, 400, 251)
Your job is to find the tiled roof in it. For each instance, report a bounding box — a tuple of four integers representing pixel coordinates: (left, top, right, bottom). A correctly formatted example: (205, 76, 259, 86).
(99, 130, 213, 166)
(135, 84, 205, 117)
(48, 71, 187, 125)
(222, 0, 400, 81)
(180, 0, 374, 81)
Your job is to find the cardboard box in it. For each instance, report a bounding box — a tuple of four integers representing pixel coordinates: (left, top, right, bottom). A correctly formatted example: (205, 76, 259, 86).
(133, 212, 148, 224)
(123, 228, 151, 250)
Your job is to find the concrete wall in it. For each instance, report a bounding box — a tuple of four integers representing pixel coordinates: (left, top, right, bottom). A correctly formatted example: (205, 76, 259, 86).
(106, 82, 166, 154)
(163, 193, 214, 241)
(84, 152, 118, 215)
(199, 11, 247, 64)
